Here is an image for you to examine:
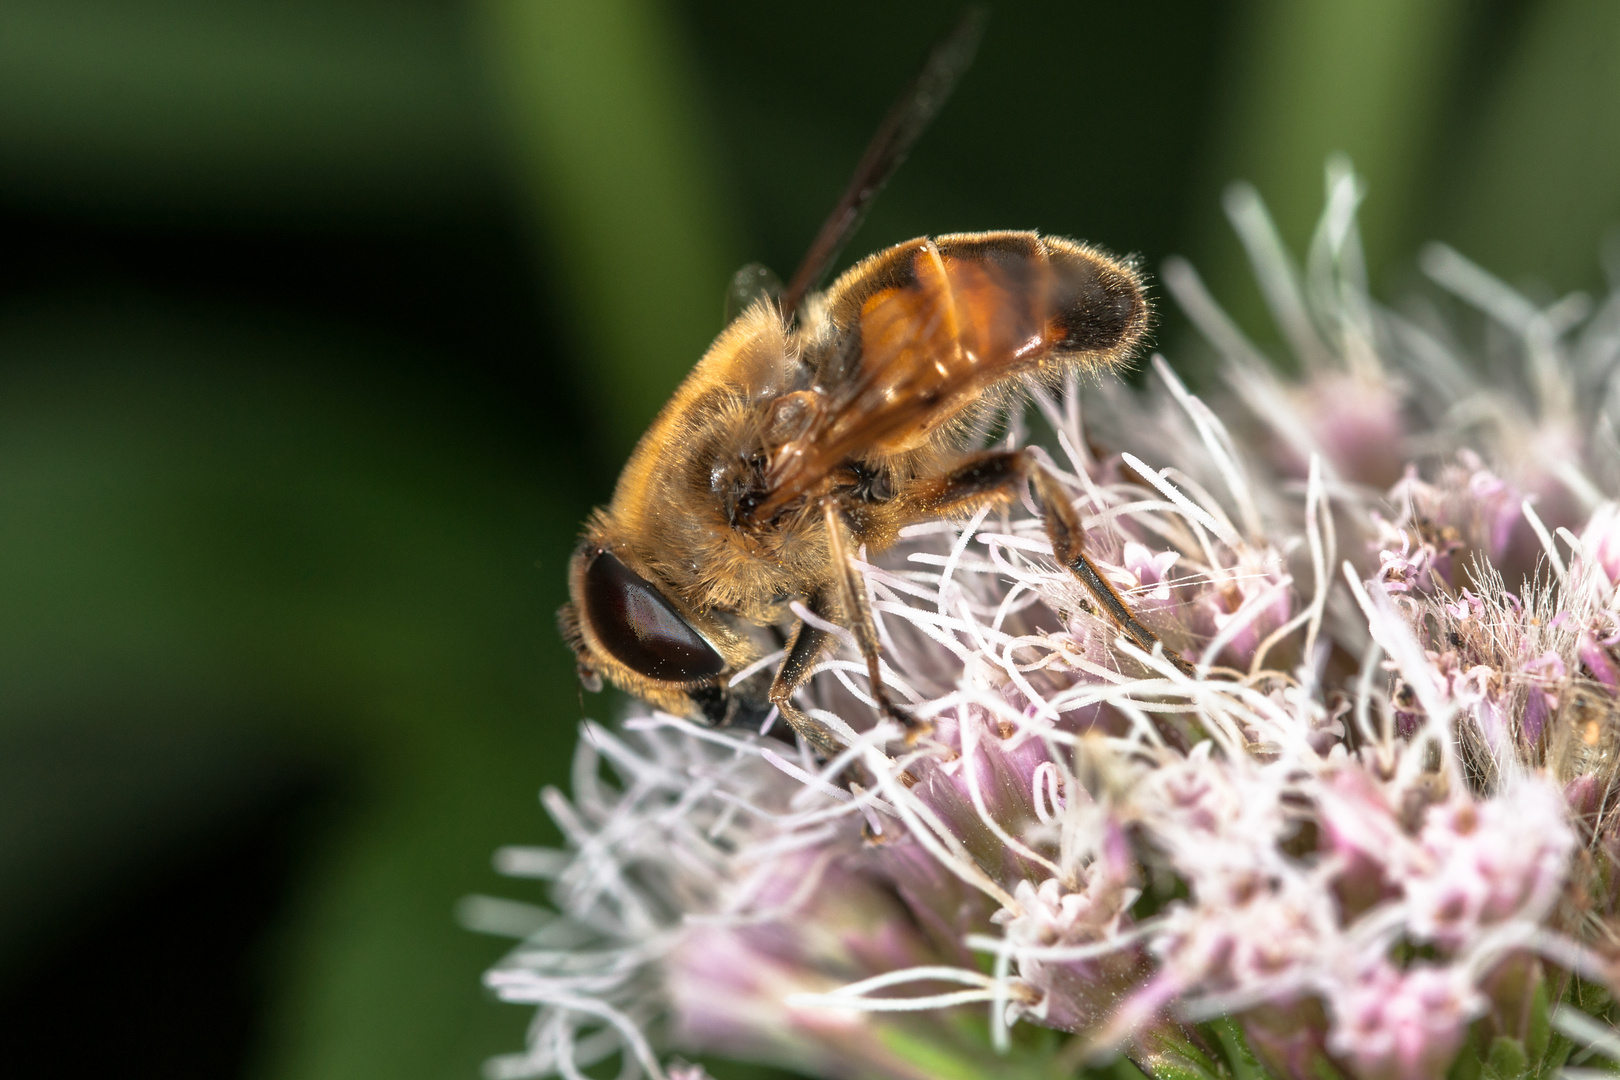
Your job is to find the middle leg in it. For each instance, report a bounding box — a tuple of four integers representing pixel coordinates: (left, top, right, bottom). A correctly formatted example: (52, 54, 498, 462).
(821, 498, 919, 736)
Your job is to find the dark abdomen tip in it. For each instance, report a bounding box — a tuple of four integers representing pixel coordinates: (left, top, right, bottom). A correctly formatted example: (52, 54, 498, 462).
(1046, 241, 1148, 356)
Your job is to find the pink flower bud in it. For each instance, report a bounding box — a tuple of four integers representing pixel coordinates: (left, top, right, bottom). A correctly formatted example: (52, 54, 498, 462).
(1327, 962, 1482, 1080)
(1578, 503, 1620, 588)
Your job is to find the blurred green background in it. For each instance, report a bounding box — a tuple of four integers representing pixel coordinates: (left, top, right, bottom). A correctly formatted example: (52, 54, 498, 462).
(0, 0, 1615, 1077)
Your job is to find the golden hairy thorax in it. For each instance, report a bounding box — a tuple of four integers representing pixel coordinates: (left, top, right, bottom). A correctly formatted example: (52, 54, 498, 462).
(590, 302, 820, 621)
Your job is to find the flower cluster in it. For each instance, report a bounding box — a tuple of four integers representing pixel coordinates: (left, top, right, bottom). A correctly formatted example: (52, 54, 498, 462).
(471, 163, 1620, 1080)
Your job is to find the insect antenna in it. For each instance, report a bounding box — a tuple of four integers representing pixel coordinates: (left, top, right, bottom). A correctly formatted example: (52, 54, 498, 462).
(777, 5, 987, 320)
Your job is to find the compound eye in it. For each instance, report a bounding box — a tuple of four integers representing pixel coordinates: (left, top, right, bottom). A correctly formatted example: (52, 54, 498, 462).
(582, 550, 725, 681)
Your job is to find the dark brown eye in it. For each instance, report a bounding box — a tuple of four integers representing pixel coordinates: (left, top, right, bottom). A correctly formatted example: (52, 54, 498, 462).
(582, 550, 725, 681)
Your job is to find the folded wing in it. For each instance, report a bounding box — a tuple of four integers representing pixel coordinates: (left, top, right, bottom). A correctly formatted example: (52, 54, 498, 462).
(752, 231, 1146, 522)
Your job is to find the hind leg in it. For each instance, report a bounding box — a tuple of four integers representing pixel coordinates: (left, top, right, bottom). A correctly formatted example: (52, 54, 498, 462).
(1022, 464, 1196, 677)
(899, 448, 1196, 678)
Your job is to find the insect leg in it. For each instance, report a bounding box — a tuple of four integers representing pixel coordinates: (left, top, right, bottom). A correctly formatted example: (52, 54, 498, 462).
(901, 448, 1028, 517)
(1027, 461, 1198, 679)
(898, 449, 1196, 679)
(821, 498, 920, 736)
(768, 601, 847, 758)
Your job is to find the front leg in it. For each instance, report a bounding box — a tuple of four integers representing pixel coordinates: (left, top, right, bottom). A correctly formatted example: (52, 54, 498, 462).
(768, 593, 850, 758)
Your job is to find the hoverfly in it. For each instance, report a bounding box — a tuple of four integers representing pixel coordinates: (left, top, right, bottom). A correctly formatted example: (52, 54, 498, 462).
(559, 11, 1192, 754)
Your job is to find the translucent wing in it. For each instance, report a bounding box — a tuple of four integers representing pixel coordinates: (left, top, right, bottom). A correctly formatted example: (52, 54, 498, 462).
(750, 231, 1146, 522)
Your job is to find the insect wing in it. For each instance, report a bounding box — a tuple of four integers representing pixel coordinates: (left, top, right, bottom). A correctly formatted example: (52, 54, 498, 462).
(832, 238, 1050, 450)
(757, 233, 1142, 519)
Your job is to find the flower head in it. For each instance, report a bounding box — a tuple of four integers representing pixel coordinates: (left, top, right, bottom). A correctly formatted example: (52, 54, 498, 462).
(476, 164, 1620, 1080)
